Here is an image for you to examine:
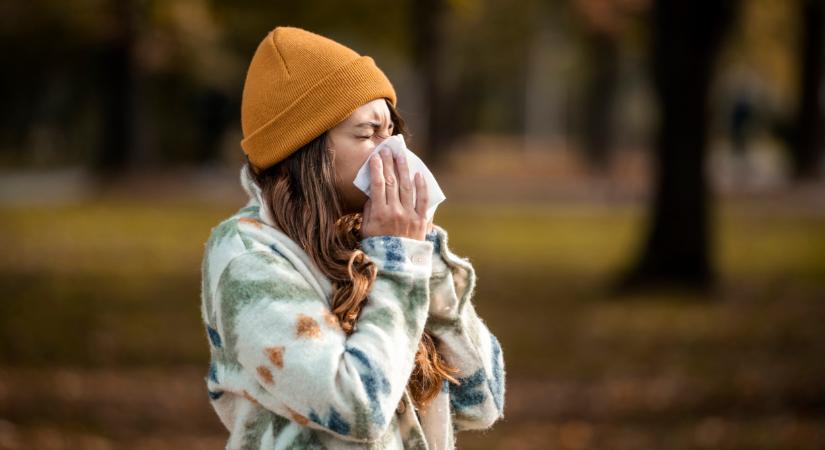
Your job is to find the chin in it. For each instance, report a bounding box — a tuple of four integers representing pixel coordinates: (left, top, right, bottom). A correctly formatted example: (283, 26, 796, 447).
(347, 193, 368, 214)
(342, 199, 366, 215)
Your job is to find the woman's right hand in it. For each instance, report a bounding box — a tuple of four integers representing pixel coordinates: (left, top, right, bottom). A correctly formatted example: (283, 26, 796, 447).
(360, 147, 430, 241)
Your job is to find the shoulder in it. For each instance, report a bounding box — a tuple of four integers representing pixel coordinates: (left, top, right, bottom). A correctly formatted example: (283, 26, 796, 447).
(204, 204, 298, 287)
(205, 204, 276, 254)
(217, 249, 318, 301)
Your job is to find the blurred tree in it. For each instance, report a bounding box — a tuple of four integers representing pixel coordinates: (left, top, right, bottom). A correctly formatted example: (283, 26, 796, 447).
(580, 31, 619, 171)
(0, 1, 108, 168)
(790, 0, 824, 180)
(615, 0, 739, 293)
(447, 0, 536, 140)
(410, 0, 451, 163)
(573, 0, 649, 172)
(407, 0, 536, 162)
(95, 0, 137, 176)
(0, 0, 564, 172)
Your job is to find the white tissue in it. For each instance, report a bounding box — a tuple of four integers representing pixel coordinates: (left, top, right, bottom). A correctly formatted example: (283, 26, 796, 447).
(352, 134, 446, 220)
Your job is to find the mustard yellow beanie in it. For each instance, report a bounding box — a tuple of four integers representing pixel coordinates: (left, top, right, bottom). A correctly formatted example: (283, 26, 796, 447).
(240, 26, 397, 170)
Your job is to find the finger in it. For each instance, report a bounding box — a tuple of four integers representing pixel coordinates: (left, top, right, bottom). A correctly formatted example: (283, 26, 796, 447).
(380, 148, 399, 206)
(395, 150, 414, 210)
(414, 171, 429, 218)
(369, 153, 386, 207)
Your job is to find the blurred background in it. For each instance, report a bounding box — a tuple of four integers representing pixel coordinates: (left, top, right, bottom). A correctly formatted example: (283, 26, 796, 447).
(1, 0, 824, 449)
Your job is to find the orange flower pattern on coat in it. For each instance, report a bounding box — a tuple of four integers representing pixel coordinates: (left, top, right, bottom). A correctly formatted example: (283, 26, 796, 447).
(257, 365, 274, 384)
(239, 217, 262, 228)
(296, 314, 321, 338)
(264, 345, 285, 369)
(286, 406, 310, 426)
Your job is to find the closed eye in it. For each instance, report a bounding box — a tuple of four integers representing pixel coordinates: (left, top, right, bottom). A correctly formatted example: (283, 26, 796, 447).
(354, 121, 394, 138)
(358, 133, 392, 140)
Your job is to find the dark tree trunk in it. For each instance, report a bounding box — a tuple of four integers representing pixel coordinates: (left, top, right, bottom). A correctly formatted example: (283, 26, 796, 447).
(791, 0, 825, 180)
(409, 0, 455, 164)
(615, 0, 738, 293)
(195, 88, 234, 165)
(94, 0, 136, 176)
(581, 32, 619, 172)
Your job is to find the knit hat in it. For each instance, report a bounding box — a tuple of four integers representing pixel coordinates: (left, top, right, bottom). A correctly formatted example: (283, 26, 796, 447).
(240, 26, 397, 170)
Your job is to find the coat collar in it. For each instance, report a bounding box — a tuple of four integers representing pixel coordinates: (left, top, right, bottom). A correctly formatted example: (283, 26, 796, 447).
(240, 163, 278, 228)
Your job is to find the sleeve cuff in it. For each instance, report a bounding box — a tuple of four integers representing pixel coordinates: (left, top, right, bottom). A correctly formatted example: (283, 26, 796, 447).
(360, 235, 434, 278)
(425, 229, 440, 252)
(424, 224, 476, 321)
(426, 226, 451, 277)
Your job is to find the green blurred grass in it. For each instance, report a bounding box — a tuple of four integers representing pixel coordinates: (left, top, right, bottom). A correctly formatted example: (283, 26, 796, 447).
(1, 199, 823, 372)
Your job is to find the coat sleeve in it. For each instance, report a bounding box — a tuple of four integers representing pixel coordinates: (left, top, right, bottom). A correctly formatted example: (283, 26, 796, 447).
(424, 224, 506, 431)
(213, 235, 434, 443)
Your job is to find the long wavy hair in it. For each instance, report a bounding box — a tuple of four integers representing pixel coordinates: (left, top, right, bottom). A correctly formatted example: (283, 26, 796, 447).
(247, 99, 459, 411)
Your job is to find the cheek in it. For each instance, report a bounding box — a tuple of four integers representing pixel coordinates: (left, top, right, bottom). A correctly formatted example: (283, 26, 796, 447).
(355, 146, 375, 171)
(335, 141, 374, 182)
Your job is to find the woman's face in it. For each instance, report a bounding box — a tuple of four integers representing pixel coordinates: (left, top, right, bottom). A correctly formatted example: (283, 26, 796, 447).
(327, 98, 395, 214)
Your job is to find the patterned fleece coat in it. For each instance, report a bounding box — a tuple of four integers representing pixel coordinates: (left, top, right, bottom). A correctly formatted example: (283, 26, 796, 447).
(200, 164, 506, 449)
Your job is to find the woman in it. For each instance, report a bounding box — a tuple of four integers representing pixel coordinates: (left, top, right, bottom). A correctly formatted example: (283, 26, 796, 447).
(201, 26, 505, 450)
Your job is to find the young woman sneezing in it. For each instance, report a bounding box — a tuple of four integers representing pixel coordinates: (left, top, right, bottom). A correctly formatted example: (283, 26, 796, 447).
(200, 26, 506, 450)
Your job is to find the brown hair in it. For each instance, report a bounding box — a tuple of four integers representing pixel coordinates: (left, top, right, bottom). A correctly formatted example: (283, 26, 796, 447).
(247, 99, 459, 411)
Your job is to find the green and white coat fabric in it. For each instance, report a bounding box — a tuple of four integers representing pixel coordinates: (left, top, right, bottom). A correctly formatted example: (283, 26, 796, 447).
(199, 164, 506, 449)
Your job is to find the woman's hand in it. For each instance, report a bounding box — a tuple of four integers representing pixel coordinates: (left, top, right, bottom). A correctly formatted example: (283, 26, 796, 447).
(361, 147, 430, 241)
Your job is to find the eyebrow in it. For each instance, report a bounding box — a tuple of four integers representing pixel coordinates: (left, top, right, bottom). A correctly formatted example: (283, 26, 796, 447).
(354, 121, 394, 129)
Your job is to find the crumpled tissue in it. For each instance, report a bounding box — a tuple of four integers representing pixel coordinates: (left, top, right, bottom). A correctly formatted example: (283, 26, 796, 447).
(352, 134, 445, 221)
